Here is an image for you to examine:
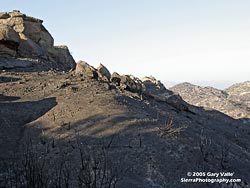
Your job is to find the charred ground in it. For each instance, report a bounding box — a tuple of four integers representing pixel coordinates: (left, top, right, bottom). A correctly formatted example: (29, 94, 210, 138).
(0, 10, 250, 188)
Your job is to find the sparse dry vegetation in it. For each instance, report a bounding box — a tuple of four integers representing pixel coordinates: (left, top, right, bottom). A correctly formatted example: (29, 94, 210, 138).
(0, 139, 127, 188)
(158, 116, 186, 138)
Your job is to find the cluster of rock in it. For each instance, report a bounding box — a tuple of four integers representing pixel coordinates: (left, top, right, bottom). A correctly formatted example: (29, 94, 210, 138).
(0, 10, 75, 70)
(75, 61, 190, 112)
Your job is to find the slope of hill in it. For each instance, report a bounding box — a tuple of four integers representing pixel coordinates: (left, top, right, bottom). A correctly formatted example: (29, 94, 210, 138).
(1, 11, 250, 188)
(2, 70, 250, 188)
(225, 81, 250, 108)
(171, 82, 250, 119)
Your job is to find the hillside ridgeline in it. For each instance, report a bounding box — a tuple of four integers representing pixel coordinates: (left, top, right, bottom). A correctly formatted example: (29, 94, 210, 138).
(1, 11, 250, 188)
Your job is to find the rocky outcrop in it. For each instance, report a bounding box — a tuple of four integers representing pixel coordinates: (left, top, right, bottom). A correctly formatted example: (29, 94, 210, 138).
(111, 73, 142, 93)
(141, 76, 172, 96)
(97, 63, 111, 81)
(0, 10, 75, 71)
(110, 72, 121, 86)
(141, 76, 189, 111)
(75, 60, 98, 79)
(76, 61, 113, 82)
(111, 73, 189, 111)
(76, 61, 191, 112)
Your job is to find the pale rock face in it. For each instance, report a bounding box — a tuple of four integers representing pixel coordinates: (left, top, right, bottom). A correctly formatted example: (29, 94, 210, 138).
(75, 61, 98, 79)
(8, 10, 25, 18)
(0, 10, 75, 71)
(97, 63, 111, 80)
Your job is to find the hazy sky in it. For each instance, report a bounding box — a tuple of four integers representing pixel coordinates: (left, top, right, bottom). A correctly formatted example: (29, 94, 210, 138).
(2, 0, 250, 88)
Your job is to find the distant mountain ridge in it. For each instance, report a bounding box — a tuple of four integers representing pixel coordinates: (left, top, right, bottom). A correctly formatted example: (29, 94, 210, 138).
(225, 81, 250, 107)
(164, 80, 235, 90)
(171, 82, 250, 119)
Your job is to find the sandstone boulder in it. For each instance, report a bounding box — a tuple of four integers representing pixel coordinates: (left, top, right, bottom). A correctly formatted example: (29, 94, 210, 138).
(111, 72, 122, 86)
(125, 75, 142, 93)
(97, 63, 111, 80)
(111, 72, 142, 93)
(0, 10, 75, 71)
(8, 10, 25, 18)
(0, 10, 52, 48)
(75, 61, 98, 79)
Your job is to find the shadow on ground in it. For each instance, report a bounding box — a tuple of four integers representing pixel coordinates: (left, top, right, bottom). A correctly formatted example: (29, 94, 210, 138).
(0, 76, 21, 83)
(1, 94, 250, 188)
(0, 94, 20, 102)
(0, 97, 57, 158)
